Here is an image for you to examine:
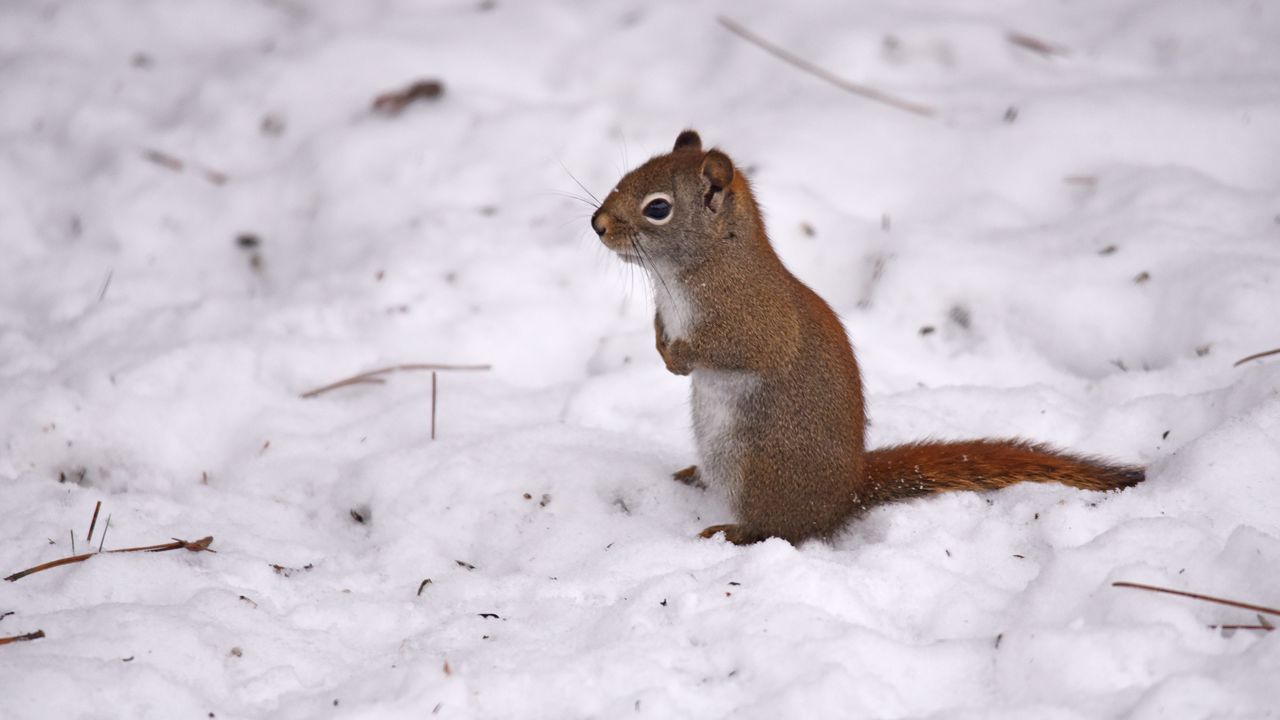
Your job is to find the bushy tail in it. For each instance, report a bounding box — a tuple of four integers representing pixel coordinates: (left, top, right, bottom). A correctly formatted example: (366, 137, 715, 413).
(865, 439, 1144, 504)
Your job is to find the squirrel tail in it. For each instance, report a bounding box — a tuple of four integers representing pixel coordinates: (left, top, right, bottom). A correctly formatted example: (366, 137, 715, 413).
(865, 439, 1143, 504)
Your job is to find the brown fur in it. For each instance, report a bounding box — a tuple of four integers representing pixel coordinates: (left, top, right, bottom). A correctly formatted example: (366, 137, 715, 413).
(592, 131, 1144, 545)
(866, 440, 1144, 502)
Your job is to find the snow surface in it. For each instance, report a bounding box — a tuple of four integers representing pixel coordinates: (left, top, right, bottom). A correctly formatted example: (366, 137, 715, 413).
(3, 0, 1280, 717)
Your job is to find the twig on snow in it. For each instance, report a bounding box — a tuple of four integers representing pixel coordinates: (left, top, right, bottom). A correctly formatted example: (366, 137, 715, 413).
(97, 272, 113, 302)
(717, 16, 935, 117)
(372, 80, 445, 116)
(141, 148, 184, 171)
(0, 630, 45, 646)
(1234, 347, 1280, 367)
(270, 562, 313, 577)
(140, 148, 227, 185)
(299, 363, 491, 399)
(98, 515, 111, 553)
(5, 537, 215, 583)
(1210, 624, 1274, 632)
(1006, 31, 1069, 57)
(303, 376, 385, 396)
(86, 501, 102, 543)
(1113, 581, 1280, 618)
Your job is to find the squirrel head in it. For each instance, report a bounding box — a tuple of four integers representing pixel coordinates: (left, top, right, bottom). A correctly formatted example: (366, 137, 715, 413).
(592, 130, 754, 269)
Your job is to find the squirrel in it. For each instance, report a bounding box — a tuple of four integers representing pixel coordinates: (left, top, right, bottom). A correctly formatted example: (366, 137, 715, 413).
(590, 130, 1144, 545)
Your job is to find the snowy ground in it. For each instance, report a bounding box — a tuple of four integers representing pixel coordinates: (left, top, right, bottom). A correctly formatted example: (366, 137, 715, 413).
(3, 0, 1280, 717)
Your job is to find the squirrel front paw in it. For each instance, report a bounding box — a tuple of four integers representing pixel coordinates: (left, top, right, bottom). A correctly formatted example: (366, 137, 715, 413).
(660, 338, 694, 376)
(654, 312, 693, 375)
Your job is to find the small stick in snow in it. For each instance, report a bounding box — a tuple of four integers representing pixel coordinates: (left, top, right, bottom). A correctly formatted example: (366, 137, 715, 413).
(302, 376, 386, 396)
(717, 16, 935, 117)
(141, 148, 184, 171)
(1113, 581, 1280, 618)
(4, 537, 215, 583)
(270, 562, 314, 577)
(1233, 347, 1280, 367)
(431, 371, 438, 440)
(86, 501, 102, 543)
(98, 515, 111, 553)
(855, 255, 887, 310)
(97, 272, 113, 302)
(299, 363, 491, 399)
(70, 529, 75, 556)
(7, 550, 98, 582)
(0, 630, 45, 646)
(1209, 611, 1274, 633)
(372, 80, 445, 116)
(140, 148, 228, 185)
(1006, 31, 1069, 57)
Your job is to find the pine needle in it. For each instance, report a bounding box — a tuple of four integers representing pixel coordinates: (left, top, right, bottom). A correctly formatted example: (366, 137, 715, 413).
(1113, 581, 1280, 618)
(300, 363, 490, 399)
(5, 536, 215, 583)
(717, 16, 935, 117)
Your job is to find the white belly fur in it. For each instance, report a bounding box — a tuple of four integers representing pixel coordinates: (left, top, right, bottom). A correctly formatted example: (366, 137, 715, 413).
(649, 263, 693, 341)
(643, 262, 755, 496)
(692, 368, 758, 501)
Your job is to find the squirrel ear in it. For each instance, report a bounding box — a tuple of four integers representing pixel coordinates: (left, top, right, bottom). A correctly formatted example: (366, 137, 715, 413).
(673, 130, 702, 153)
(700, 150, 734, 210)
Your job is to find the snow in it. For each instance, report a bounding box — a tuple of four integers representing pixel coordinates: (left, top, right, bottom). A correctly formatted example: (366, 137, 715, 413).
(3, 0, 1280, 717)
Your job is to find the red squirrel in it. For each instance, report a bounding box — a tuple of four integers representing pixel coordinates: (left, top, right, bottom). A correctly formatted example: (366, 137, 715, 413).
(591, 130, 1144, 545)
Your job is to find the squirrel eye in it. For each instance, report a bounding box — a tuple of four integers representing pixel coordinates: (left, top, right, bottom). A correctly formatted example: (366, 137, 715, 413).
(640, 193, 673, 225)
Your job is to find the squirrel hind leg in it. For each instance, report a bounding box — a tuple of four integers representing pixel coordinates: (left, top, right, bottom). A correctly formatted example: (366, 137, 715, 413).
(698, 523, 765, 545)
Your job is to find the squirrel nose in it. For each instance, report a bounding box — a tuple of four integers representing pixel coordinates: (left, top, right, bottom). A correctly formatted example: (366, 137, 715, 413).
(591, 210, 606, 237)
